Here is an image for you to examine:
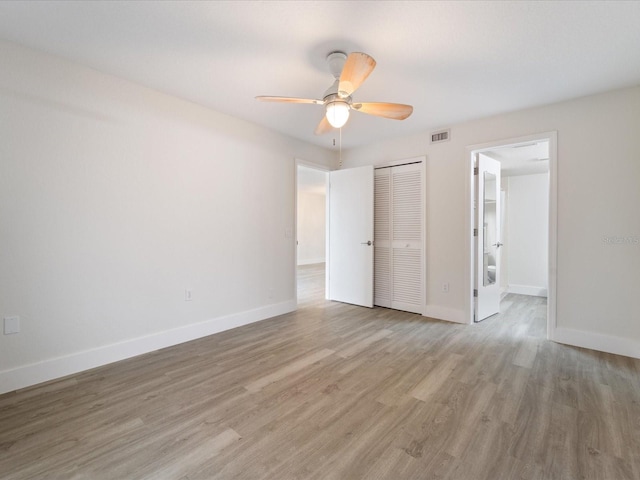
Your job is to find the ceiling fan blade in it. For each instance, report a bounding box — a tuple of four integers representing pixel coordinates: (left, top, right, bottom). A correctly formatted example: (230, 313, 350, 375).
(338, 52, 376, 98)
(352, 102, 413, 120)
(314, 115, 333, 135)
(255, 96, 323, 105)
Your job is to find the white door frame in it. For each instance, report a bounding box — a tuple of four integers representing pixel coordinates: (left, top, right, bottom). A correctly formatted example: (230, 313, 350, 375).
(464, 132, 558, 340)
(294, 158, 330, 306)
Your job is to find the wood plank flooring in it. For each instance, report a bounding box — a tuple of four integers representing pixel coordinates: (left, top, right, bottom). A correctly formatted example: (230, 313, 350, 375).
(1, 263, 640, 479)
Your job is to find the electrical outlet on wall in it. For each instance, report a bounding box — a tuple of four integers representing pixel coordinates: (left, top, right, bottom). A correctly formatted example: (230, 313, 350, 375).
(4, 316, 20, 335)
(442, 282, 449, 293)
(185, 289, 193, 301)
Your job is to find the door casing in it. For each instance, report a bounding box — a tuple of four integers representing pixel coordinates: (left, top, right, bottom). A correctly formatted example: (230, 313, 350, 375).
(465, 132, 557, 340)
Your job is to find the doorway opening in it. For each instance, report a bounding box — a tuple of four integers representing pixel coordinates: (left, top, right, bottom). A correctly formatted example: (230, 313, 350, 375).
(295, 162, 329, 307)
(466, 132, 557, 339)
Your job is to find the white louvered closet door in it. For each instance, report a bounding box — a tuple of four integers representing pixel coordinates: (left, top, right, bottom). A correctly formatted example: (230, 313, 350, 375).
(374, 169, 392, 308)
(374, 162, 423, 314)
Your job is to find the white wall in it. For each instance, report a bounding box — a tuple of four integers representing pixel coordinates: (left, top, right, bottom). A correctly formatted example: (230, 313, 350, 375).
(0, 41, 335, 393)
(297, 190, 326, 265)
(506, 173, 549, 297)
(342, 85, 640, 359)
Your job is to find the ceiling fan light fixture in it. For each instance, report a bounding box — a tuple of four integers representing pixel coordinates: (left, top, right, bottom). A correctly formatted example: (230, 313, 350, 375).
(256, 51, 413, 136)
(325, 101, 350, 128)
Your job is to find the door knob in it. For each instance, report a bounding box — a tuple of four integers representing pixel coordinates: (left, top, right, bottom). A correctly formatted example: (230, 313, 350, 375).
(493, 242, 504, 248)
(361, 241, 373, 246)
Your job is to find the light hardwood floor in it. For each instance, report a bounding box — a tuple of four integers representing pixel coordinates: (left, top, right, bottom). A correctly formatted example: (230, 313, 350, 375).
(1, 263, 640, 479)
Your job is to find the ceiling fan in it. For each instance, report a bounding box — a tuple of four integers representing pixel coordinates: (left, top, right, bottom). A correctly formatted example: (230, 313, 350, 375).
(256, 51, 413, 135)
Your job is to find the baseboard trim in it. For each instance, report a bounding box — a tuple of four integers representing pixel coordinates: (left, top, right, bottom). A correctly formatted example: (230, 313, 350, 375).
(423, 305, 467, 324)
(553, 326, 640, 360)
(297, 258, 326, 266)
(508, 284, 548, 297)
(0, 300, 296, 395)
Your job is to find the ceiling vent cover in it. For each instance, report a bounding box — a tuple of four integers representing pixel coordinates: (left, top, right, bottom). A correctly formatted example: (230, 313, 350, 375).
(430, 129, 450, 143)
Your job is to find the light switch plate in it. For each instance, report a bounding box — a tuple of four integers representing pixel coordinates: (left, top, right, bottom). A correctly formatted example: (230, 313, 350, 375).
(4, 316, 20, 335)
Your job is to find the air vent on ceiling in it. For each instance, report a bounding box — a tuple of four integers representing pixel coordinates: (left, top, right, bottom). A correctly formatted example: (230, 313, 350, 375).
(430, 128, 450, 143)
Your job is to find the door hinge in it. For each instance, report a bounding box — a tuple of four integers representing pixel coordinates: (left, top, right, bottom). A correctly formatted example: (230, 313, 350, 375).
(473, 289, 478, 297)
(473, 228, 478, 237)
(473, 167, 479, 175)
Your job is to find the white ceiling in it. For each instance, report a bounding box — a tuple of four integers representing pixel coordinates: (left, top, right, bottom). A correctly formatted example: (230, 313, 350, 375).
(484, 141, 549, 177)
(1, 1, 639, 150)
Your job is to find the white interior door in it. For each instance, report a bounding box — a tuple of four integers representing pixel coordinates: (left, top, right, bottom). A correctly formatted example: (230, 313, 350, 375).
(476, 153, 502, 321)
(328, 165, 374, 307)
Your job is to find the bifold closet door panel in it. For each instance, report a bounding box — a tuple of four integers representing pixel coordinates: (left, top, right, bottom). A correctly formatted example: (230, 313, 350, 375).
(374, 169, 391, 308)
(374, 163, 423, 314)
(391, 165, 422, 313)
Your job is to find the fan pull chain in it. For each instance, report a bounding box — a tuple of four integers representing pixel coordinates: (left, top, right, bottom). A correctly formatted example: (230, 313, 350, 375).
(339, 127, 342, 168)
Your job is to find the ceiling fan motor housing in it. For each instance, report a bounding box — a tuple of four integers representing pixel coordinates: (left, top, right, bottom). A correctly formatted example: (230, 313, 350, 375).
(326, 51, 347, 79)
